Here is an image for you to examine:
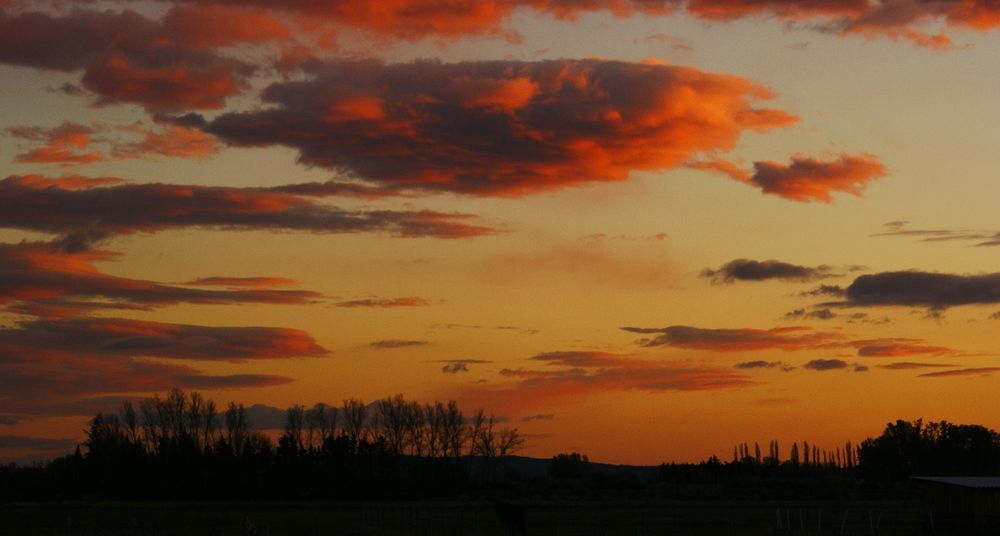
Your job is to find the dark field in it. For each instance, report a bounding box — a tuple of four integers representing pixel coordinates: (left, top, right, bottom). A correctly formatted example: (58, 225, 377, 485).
(1, 500, 928, 535)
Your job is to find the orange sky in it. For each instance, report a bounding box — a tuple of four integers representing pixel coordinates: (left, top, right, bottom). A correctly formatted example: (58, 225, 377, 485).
(2, 0, 1000, 465)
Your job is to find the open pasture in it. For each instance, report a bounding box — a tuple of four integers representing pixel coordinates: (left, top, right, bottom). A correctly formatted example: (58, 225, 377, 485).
(0, 500, 927, 536)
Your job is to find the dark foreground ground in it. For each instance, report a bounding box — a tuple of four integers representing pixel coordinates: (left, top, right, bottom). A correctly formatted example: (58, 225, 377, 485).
(1, 500, 929, 535)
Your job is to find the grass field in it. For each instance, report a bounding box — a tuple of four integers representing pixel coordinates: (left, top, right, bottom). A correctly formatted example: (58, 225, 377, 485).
(0, 500, 930, 536)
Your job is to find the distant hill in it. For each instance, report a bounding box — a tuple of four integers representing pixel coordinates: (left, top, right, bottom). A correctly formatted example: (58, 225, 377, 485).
(463, 455, 661, 480)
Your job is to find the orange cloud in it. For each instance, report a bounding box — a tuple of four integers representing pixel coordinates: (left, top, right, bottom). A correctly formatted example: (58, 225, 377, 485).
(203, 59, 796, 196)
(7, 123, 103, 166)
(465, 350, 754, 411)
(335, 297, 431, 308)
(270, 181, 409, 199)
(168, 0, 675, 41)
(920, 367, 1000, 378)
(685, 0, 868, 21)
(851, 339, 955, 358)
(0, 8, 273, 111)
(0, 175, 496, 246)
(83, 52, 245, 111)
(481, 243, 674, 288)
(622, 325, 845, 351)
(185, 276, 298, 288)
(9, 122, 220, 165)
(5, 174, 124, 190)
(3, 317, 325, 361)
(0, 318, 303, 420)
(369, 339, 430, 350)
(878, 362, 957, 371)
(111, 125, 219, 159)
(681, 0, 1000, 49)
(691, 154, 888, 202)
(160, 4, 291, 49)
(0, 241, 321, 317)
(622, 323, 967, 361)
(838, 0, 1000, 48)
(162, 0, 1000, 48)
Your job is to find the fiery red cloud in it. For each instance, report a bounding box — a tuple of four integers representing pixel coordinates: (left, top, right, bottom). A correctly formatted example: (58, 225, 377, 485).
(201, 58, 795, 196)
(690, 154, 888, 202)
(0, 0, 995, 120)
(160, 0, 1000, 48)
(81, 52, 246, 111)
(0, 175, 495, 246)
(160, 4, 291, 49)
(165, 0, 674, 42)
(839, 0, 1000, 49)
(0, 7, 287, 110)
(748, 154, 887, 202)
(685, 0, 868, 20)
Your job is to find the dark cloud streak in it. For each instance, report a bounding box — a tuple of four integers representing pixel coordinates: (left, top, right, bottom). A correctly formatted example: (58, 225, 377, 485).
(0, 175, 495, 246)
(702, 259, 834, 283)
(843, 271, 1000, 309)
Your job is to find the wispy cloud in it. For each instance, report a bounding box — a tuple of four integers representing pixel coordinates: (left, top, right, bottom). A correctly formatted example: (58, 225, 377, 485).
(337, 297, 431, 308)
(368, 339, 430, 350)
(436, 359, 492, 374)
(733, 360, 795, 371)
(874, 221, 1000, 248)
(803, 359, 868, 372)
(920, 367, 1000, 378)
(878, 362, 957, 371)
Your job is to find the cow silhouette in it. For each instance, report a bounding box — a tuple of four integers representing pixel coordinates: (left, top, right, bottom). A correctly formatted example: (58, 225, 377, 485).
(495, 500, 526, 535)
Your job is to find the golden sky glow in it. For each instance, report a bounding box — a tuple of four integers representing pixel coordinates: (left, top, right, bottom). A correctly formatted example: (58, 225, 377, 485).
(2, 0, 1000, 465)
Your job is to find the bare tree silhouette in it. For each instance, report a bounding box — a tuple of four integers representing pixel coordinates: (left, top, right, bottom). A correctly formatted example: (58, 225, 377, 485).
(342, 398, 368, 449)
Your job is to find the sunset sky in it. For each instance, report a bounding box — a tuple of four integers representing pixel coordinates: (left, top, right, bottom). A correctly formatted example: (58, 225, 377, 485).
(3, 0, 1000, 465)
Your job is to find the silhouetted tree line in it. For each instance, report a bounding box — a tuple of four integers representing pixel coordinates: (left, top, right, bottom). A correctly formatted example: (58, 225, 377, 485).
(658, 419, 1000, 494)
(0, 389, 523, 501)
(857, 419, 1000, 481)
(5, 412, 1000, 501)
(726, 438, 858, 471)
